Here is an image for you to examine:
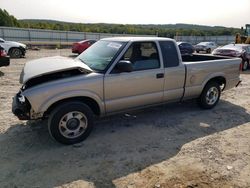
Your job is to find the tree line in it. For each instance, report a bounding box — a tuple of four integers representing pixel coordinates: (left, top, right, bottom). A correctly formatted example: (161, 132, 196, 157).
(0, 8, 243, 38)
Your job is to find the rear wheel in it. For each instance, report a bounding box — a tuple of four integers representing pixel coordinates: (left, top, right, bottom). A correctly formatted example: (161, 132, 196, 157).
(196, 50, 199, 53)
(9, 48, 22, 58)
(242, 60, 249, 71)
(206, 48, 211, 53)
(198, 82, 221, 109)
(48, 101, 94, 145)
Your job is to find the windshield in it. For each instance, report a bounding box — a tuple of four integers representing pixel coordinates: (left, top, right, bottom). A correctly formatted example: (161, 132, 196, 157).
(197, 42, 209, 46)
(76, 40, 126, 71)
(221, 44, 245, 52)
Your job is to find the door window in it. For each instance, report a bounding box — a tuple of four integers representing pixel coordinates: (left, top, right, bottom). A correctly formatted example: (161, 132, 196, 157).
(121, 42, 160, 71)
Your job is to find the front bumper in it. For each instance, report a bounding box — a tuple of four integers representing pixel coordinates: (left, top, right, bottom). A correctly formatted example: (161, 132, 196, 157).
(20, 46, 26, 56)
(195, 47, 207, 51)
(12, 93, 31, 120)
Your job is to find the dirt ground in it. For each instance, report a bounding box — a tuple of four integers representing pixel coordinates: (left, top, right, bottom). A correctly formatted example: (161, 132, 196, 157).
(0, 49, 250, 188)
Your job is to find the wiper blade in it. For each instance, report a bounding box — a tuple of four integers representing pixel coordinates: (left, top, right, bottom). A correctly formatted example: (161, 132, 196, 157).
(76, 58, 91, 68)
(75, 58, 100, 72)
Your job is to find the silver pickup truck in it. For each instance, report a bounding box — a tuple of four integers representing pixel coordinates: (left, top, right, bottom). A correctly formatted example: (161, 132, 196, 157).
(12, 37, 241, 144)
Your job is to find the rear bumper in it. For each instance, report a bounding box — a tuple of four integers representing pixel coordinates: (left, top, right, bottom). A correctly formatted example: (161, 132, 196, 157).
(224, 77, 242, 91)
(12, 94, 31, 120)
(0, 56, 10, 67)
(72, 49, 79, 54)
(72, 44, 80, 54)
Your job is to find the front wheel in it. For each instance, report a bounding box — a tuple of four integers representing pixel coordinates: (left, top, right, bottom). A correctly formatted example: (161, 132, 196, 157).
(10, 48, 22, 58)
(48, 101, 94, 145)
(198, 82, 221, 109)
(206, 48, 211, 53)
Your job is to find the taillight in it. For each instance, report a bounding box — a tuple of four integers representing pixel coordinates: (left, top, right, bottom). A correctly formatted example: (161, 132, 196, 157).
(0, 50, 7, 57)
(239, 62, 243, 71)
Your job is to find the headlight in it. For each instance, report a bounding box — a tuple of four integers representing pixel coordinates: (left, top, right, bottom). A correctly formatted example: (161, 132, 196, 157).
(18, 94, 26, 103)
(21, 84, 26, 91)
(20, 45, 27, 50)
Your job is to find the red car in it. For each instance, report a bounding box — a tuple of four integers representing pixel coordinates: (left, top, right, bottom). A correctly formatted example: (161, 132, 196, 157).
(72, 40, 96, 54)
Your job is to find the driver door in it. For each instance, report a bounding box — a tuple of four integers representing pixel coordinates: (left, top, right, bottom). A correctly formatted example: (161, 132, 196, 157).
(104, 41, 165, 113)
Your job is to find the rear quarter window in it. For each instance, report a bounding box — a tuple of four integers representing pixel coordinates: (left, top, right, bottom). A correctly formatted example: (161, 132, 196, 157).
(159, 41, 179, 68)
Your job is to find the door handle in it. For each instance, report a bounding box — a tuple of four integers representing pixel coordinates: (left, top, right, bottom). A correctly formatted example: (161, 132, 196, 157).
(156, 73, 164, 79)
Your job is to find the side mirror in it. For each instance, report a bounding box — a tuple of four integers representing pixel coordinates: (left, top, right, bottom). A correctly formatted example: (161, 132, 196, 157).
(115, 60, 133, 73)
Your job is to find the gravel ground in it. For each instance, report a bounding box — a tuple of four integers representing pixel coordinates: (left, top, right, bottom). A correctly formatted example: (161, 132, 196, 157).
(0, 49, 250, 188)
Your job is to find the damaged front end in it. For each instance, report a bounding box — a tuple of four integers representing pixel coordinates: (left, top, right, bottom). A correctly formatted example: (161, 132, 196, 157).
(13, 68, 88, 120)
(12, 56, 93, 120)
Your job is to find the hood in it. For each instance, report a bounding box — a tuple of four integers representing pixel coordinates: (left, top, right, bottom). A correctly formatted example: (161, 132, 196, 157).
(20, 56, 92, 84)
(6, 41, 26, 48)
(195, 44, 206, 47)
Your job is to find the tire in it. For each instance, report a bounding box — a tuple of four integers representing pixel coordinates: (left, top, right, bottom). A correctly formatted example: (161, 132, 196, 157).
(206, 48, 211, 53)
(198, 82, 221, 109)
(9, 48, 22, 58)
(196, 50, 199, 53)
(48, 101, 94, 145)
(242, 60, 248, 71)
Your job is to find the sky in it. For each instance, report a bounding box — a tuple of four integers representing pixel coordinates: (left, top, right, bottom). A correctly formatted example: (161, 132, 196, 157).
(1, 0, 249, 28)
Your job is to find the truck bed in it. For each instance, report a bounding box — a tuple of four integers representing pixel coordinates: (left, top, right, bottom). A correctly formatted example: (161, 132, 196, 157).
(181, 54, 233, 62)
(182, 56, 241, 99)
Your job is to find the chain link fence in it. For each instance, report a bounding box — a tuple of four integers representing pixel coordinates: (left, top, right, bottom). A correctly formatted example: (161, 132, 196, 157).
(0, 27, 236, 47)
(0, 26, 155, 48)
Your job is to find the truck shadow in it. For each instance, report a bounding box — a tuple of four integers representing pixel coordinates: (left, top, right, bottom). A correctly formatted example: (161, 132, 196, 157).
(0, 100, 249, 188)
(241, 70, 250, 74)
(0, 71, 4, 77)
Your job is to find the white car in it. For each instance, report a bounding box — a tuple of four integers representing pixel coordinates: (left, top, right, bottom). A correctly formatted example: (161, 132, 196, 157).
(0, 38, 26, 58)
(195, 42, 217, 53)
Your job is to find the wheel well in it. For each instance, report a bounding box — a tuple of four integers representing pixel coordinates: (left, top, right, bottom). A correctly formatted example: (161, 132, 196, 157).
(45, 97, 101, 117)
(206, 76, 226, 90)
(8, 47, 21, 55)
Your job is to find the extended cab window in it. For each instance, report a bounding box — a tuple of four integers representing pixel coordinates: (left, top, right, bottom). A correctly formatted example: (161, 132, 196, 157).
(121, 42, 160, 71)
(159, 41, 179, 68)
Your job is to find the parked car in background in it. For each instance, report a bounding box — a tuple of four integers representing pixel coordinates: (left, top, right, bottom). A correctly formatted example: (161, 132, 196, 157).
(72, 39, 96, 54)
(0, 45, 10, 67)
(195, 42, 217, 53)
(177, 42, 195, 55)
(0, 38, 26, 58)
(212, 44, 250, 71)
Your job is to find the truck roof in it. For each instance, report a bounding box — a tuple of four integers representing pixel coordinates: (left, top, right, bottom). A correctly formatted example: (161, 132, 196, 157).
(101, 37, 175, 42)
